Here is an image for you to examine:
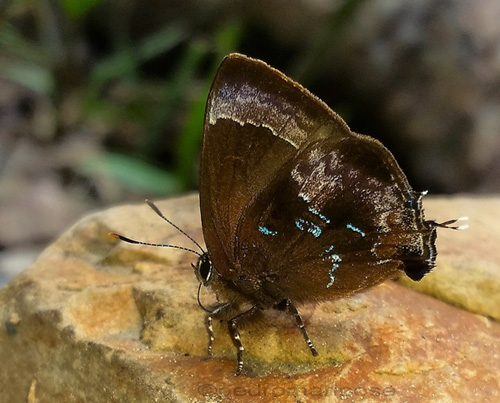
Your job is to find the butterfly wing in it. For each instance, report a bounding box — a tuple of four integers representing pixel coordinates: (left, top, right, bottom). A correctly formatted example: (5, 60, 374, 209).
(200, 53, 351, 279)
(236, 133, 436, 303)
(200, 53, 436, 304)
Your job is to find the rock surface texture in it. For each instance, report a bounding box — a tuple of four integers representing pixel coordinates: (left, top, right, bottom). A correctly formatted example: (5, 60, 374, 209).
(0, 194, 499, 402)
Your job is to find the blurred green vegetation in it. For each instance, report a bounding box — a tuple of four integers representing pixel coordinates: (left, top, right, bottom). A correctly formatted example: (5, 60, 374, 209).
(0, 0, 361, 198)
(0, 0, 242, 196)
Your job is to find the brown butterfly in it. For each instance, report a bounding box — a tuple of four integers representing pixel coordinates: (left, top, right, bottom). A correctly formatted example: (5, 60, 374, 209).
(111, 53, 466, 375)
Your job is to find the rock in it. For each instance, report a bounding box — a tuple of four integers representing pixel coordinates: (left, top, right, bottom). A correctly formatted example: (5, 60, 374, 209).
(0, 194, 499, 402)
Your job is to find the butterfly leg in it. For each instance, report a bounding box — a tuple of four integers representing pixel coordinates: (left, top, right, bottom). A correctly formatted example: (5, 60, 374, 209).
(228, 305, 259, 376)
(206, 303, 231, 356)
(275, 298, 318, 357)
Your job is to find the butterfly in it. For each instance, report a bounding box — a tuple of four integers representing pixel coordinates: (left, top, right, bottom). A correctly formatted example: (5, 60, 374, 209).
(110, 53, 466, 376)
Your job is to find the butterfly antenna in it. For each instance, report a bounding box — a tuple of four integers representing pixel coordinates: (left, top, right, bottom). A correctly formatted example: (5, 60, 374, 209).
(197, 283, 212, 313)
(145, 199, 206, 254)
(435, 216, 469, 230)
(108, 233, 202, 257)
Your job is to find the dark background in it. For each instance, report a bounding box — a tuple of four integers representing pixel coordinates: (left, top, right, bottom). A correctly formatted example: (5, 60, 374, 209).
(1, 0, 498, 285)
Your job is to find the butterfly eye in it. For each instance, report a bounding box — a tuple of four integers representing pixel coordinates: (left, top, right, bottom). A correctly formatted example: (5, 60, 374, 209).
(196, 254, 213, 284)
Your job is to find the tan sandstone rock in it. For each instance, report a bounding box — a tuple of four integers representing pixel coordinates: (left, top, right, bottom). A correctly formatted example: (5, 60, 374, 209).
(0, 194, 499, 402)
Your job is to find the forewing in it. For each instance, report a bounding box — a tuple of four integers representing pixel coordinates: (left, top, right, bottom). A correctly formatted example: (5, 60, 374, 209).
(199, 54, 351, 277)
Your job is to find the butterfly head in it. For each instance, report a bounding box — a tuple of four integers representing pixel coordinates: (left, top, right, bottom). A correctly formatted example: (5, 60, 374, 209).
(192, 253, 215, 287)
